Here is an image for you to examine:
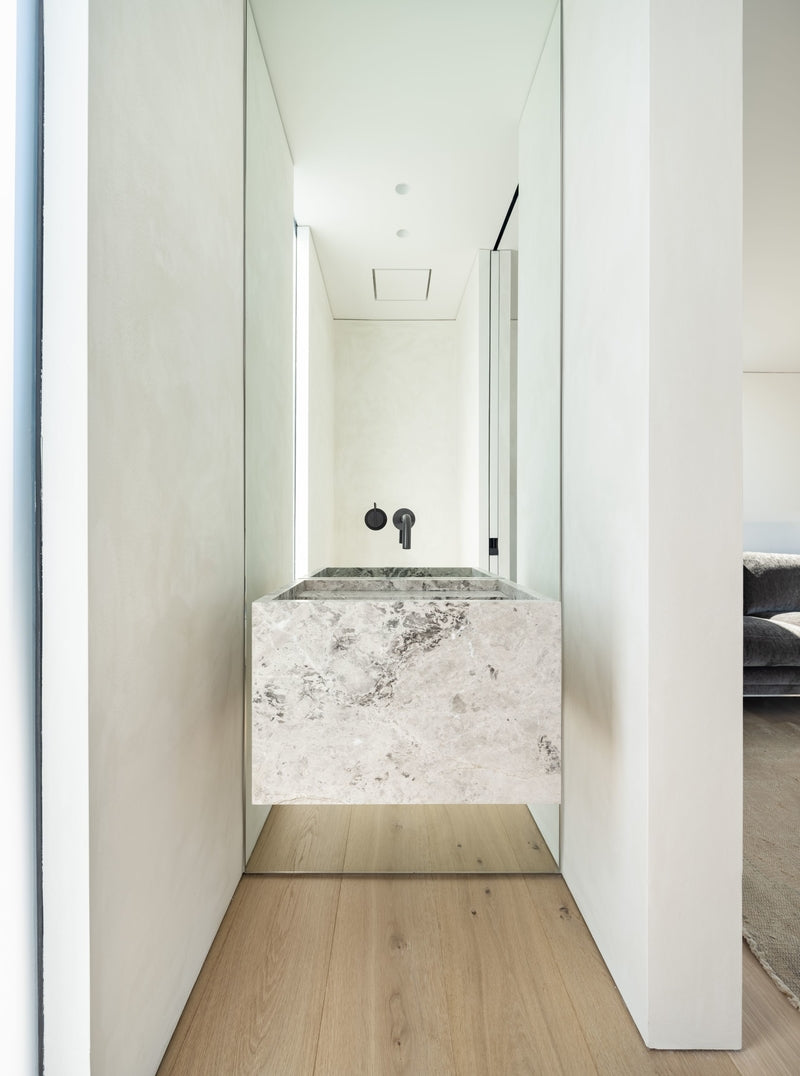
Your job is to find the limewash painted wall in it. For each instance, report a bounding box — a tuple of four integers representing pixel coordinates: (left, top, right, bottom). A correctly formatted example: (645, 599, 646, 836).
(246, 4, 295, 600)
(84, 2, 245, 1073)
(559, 0, 742, 1048)
(244, 2, 295, 859)
(517, 3, 561, 604)
(332, 320, 473, 568)
(299, 227, 337, 576)
(516, 1, 562, 862)
(455, 254, 484, 571)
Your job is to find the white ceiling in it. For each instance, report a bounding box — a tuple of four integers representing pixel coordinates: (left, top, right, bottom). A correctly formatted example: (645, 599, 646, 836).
(250, 0, 557, 320)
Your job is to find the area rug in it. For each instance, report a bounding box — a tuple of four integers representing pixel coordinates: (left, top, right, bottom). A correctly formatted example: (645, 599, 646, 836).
(743, 698, 800, 1010)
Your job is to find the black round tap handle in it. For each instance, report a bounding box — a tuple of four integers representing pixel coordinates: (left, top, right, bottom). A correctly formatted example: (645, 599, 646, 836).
(364, 502, 387, 531)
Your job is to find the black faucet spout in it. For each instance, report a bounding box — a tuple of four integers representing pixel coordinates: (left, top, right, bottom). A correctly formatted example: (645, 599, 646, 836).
(400, 513, 412, 549)
(392, 508, 416, 551)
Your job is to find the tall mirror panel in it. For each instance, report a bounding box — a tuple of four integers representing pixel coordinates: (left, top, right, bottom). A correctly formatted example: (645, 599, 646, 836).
(243, 1, 563, 873)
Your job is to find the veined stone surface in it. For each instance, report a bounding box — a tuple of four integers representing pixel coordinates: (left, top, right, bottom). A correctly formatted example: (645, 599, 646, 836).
(252, 579, 561, 804)
(312, 565, 491, 578)
(281, 576, 512, 597)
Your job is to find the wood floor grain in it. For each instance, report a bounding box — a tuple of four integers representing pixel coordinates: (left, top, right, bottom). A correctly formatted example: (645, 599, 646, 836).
(523, 876, 740, 1075)
(497, 804, 559, 872)
(434, 874, 596, 1074)
(425, 804, 537, 873)
(315, 877, 456, 1075)
(158, 876, 341, 1075)
(343, 805, 433, 874)
(246, 804, 557, 874)
(246, 805, 352, 873)
(159, 872, 798, 1075)
(732, 943, 800, 1076)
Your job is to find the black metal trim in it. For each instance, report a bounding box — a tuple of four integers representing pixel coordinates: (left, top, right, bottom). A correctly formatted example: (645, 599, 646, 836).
(492, 185, 519, 251)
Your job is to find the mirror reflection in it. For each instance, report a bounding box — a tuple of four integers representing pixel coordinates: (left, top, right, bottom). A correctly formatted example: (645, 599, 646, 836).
(243, 0, 562, 872)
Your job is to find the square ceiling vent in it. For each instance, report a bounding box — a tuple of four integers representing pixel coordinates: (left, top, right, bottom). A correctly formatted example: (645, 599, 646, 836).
(372, 268, 431, 302)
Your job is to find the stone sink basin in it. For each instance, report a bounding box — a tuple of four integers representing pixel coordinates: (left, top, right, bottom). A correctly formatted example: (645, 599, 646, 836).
(275, 575, 525, 601)
(251, 569, 561, 805)
(312, 566, 492, 578)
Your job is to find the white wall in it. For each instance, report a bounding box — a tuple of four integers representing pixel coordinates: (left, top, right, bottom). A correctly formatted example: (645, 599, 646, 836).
(244, 2, 295, 859)
(560, 0, 742, 1048)
(333, 320, 471, 567)
(495, 249, 517, 581)
(517, 1, 562, 864)
(41, 0, 91, 1068)
(84, 3, 245, 1073)
(246, 4, 295, 598)
(743, 373, 800, 552)
(516, 5, 561, 602)
(742, 0, 800, 554)
(456, 252, 487, 571)
(562, 0, 650, 1022)
(744, 0, 800, 372)
(647, 0, 742, 1044)
(304, 230, 336, 575)
(2, 1, 39, 1070)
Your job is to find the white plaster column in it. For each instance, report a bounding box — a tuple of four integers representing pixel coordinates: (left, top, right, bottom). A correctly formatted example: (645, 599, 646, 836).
(559, 0, 742, 1047)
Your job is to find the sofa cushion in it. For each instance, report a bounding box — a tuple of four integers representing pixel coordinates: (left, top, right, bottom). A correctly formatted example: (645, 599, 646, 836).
(744, 665, 800, 687)
(743, 614, 800, 666)
(743, 552, 800, 615)
(740, 662, 800, 697)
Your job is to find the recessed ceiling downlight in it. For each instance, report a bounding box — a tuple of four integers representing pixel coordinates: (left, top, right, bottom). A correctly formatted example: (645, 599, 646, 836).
(395, 182, 410, 195)
(396, 229, 410, 238)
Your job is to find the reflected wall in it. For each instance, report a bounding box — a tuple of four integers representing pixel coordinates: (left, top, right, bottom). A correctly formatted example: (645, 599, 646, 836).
(244, 1, 295, 859)
(517, 6, 562, 602)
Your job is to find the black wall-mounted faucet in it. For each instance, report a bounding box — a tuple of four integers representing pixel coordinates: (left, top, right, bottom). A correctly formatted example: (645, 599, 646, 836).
(392, 508, 415, 550)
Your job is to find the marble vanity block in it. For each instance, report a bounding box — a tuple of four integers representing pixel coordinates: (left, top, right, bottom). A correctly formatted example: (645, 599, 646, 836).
(252, 574, 561, 805)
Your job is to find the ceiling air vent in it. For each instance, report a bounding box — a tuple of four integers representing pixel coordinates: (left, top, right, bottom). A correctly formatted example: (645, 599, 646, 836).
(372, 268, 431, 302)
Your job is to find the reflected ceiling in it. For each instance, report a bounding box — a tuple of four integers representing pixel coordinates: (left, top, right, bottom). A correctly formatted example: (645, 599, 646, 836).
(250, 0, 557, 319)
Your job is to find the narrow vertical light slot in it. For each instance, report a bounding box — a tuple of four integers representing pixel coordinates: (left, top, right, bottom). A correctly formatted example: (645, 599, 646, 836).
(294, 226, 311, 578)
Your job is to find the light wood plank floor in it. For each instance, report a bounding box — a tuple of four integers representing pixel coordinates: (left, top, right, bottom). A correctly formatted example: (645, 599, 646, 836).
(158, 872, 800, 1075)
(246, 804, 558, 874)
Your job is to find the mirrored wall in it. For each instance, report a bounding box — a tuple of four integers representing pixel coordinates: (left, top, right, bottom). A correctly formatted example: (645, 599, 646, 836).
(243, 0, 563, 873)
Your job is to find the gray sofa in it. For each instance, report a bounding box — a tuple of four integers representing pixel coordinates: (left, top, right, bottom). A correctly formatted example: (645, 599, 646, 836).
(744, 552, 800, 695)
